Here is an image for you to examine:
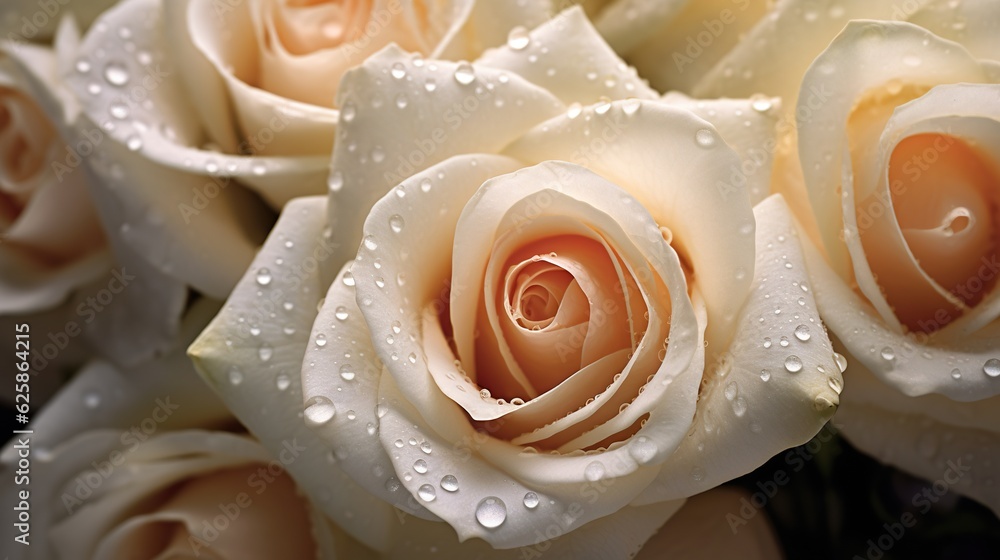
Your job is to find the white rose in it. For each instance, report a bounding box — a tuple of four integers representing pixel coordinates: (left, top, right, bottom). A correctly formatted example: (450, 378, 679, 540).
(786, 19, 1000, 515)
(190, 10, 841, 554)
(58, 0, 551, 300)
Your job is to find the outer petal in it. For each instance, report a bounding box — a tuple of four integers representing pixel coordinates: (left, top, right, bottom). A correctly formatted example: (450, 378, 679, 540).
(327, 44, 564, 264)
(503, 100, 755, 352)
(636, 486, 783, 560)
(911, 0, 1000, 62)
(385, 494, 685, 560)
(693, 0, 902, 105)
(662, 92, 782, 206)
(836, 357, 1000, 516)
(633, 195, 841, 503)
(188, 196, 397, 552)
(475, 7, 659, 105)
(432, 0, 554, 61)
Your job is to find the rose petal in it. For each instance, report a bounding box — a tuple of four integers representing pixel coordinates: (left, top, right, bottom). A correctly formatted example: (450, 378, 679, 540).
(0, 248, 111, 314)
(910, 0, 1000, 62)
(386, 498, 685, 560)
(836, 365, 1000, 517)
(865, 83, 1000, 335)
(66, 0, 331, 209)
(636, 486, 783, 560)
(503, 100, 755, 352)
(797, 20, 989, 280)
(625, 0, 771, 93)
(188, 196, 398, 551)
(432, 0, 553, 61)
(633, 195, 841, 503)
(475, 7, 659, 105)
(0, 0, 118, 42)
(803, 214, 1000, 402)
(662, 92, 782, 205)
(693, 0, 903, 104)
(327, 44, 564, 265)
(591, 0, 689, 54)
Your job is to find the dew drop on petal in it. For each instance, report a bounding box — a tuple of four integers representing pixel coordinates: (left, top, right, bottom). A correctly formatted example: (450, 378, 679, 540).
(507, 26, 530, 50)
(476, 497, 507, 528)
(256, 267, 272, 286)
(335, 306, 349, 321)
(413, 459, 428, 474)
(275, 374, 291, 391)
(880, 347, 896, 361)
(441, 475, 459, 492)
(833, 352, 848, 373)
(985, 359, 1000, 378)
(784, 355, 803, 373)
(695, 129, 716, 147)
(417, 484, 437, 502)
(523, 492, 539, 509)
(454, 62, 475, 85)
(584, 461, 606, 482)
(339, 364, 355, 381)
(315, 333, 328, 347)
(103, 61, 130, 86)
(304, 396, 336, 425)
(794, 324, 811, 341)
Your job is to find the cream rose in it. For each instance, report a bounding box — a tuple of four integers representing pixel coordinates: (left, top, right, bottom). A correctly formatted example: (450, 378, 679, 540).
(0, 33, 109, 314)
(58, 0, 551, 301)
(785, 20, 1000, 515)
(190, 10, 841, 553)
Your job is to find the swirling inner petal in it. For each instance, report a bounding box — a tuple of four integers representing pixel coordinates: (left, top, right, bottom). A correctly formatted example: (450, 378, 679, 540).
(890, 134, 999, 310)
(269, 0, 373, 55)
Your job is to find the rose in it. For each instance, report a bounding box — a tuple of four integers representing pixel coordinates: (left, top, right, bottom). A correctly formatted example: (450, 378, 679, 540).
(785, 20, 1000, 515)
(189, 10, 842, 552)
(575, 0, 997, 103)
(57, 0, 551, 301)
(0, 31, 110, 315)
(1, 429, 343, 559)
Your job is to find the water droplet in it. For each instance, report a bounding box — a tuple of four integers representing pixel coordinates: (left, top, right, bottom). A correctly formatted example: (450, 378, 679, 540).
(984, 359, 1000, 378)
(341, 103, 356, 122)
(784, 355, 803, 373)
(732, 397, 747, 417)
(880, 347, 896, 361)
(256, 267, 272, 286)
(394, 93, 408, 109)
(413, 459, 428, 474)
(724, 382, 738, 401)
(83, 392, 101, 409)
(315, 333, 328, 347)
(695, 129, 716, 147)
(103, 61, 130, 86)
(339, 364, 355, 381)
(334, 306, 349, 321)
(827, 377, 842, 394)
(566, 102, 583, 119)
(258, 344, 273, 362)
(363, 235, 378, 251)
(779, 336, 790, 347)
(424, 78, 437, 92)
(109, 102, 129, 120)
(126, 135, 143, 151)
(833, 353, 848, 373)
(275, 374, 291, 391)
(417, 484, 437, 502)
(629, 436, 658, 464)
(389, 214, 405, 233)
(584, 461, 606, 481)
(385, 477, 401, 492)
(523, 491, 539, 509)
(763, 337, 772, 349)
(441, 475, 459, 492)
(951, 368, 962, 380)
(328, 171, 344, 192)
(476, 497, 507, 528)
(454, 62, 475, 85)
(304, 396, 336, 425)
(419, 178, 432, 192)
(622, 97, 641, 115)
(75, 59, 91, 73)
(794, 324, 811, 342)
(228, 367, 244, 385)
(390, 62, 406, 79)
(342, 271, 356, 286)
(760, 369, 771, 382)
(751, 96, 773, 113)
(507, 26, 530, 50)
